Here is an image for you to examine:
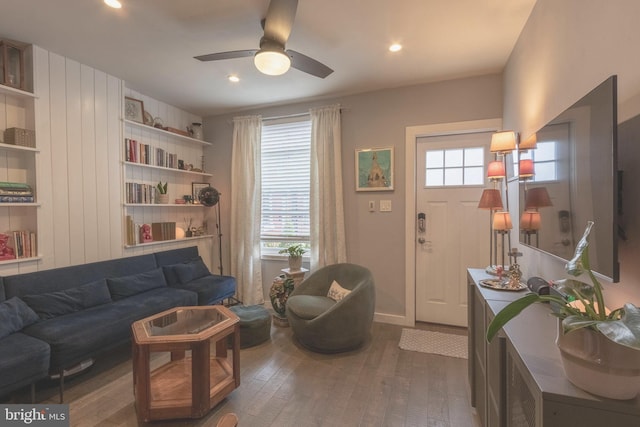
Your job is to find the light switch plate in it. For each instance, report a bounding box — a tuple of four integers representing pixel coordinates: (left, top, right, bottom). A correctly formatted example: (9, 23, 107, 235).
(380, 200, 392, 212)
(368, 200, 375, 212)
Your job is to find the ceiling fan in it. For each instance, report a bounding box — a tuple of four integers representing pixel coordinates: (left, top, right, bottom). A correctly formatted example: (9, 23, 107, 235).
(194, 0, 333, 78)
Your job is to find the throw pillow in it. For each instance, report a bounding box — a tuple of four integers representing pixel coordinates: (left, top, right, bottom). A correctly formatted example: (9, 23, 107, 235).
(22, 279, 112, 320)
(327, 280, 351, 302)
(107, 268, 167, 300)
(162, 257, 211, 286)
(0, 297, 40, 338)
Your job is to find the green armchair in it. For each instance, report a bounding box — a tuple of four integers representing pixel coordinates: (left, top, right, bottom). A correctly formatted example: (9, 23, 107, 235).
(286, 263, 375, 353)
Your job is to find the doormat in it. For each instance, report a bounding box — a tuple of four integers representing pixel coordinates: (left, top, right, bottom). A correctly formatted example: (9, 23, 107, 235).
(399, 329, 468, 359)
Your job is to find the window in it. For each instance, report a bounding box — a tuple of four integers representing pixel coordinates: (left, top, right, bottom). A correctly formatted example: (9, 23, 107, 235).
(520, 141, 557, 182)
(260, 119, 311, 256)
(425, 147, 484, 187)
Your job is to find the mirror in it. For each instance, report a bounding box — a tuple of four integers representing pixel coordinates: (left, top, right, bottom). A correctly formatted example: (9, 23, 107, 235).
(518, 76, 619, 282)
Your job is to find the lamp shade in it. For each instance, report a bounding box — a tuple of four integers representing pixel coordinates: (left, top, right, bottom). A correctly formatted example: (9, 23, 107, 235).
(254, 49, 291, 76)
(478, 189, 503, 210)
(490, 131, 517, 153)
(519, 159, 534, 178)
(520, 210, 541, 230)
(519, 133, 537, 150)
(493, 211, 513, 231)
(487, 161, 506, 179)
(525, 187, 553, 209)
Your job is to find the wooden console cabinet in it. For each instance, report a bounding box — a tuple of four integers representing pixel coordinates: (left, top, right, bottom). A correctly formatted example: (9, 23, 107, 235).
(467, 268, 640, 427)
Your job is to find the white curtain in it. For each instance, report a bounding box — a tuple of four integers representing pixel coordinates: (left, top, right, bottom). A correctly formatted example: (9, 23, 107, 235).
(230, 115, 264, 305)
(309, 104, 347, 269)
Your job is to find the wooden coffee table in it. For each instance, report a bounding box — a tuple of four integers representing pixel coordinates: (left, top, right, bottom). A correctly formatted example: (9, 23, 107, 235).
(131, 305, 240, 422)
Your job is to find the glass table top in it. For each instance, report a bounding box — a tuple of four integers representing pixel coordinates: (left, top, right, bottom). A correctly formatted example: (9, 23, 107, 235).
(142, 307, 229, 337)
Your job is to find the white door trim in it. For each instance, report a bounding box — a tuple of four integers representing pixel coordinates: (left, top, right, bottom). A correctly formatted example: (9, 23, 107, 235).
(403, 119, 503, 327)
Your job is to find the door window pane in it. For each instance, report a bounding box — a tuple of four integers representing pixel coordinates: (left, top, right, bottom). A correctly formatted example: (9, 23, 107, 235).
(425, 146, 485, 187)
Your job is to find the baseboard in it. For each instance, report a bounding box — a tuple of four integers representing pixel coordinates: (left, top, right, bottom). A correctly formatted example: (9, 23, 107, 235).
(374, 311, 414, 327)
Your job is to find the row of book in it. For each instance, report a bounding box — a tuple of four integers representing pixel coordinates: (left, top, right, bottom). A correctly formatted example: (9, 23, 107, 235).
(124, 138, 179, 169)
(0, 230, 37, 260)
(125, 182, 158, 204)
(125, 216, 176, 246)
(0, 181, 34, 203)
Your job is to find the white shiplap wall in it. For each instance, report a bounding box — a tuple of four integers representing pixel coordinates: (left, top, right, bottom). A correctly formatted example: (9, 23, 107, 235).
(0, 45, 215, 275)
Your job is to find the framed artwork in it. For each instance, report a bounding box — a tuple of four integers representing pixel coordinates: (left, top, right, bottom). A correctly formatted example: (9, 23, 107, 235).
(124, 97, 145, 123)
(355, 147, 394, 191)
(192, 182, 210, 204)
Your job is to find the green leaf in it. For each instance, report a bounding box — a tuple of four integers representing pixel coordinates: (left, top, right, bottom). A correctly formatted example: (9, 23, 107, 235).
(595, 304, 640, 349)
(486, 293, 542, 342)
(565, 220, 593, 276)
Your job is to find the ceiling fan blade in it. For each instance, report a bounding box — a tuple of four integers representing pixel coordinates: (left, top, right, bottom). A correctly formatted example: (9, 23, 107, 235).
(194, 50, 257, 62)
(287, 50, 333, 78)
(263, 0, 298, 46)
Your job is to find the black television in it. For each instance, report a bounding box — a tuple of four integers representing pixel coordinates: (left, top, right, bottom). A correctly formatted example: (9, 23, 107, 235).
(517, 76, 619, 282)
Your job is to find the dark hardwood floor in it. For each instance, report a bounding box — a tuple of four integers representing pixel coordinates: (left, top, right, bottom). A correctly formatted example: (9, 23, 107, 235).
(20, 320, 480, 426)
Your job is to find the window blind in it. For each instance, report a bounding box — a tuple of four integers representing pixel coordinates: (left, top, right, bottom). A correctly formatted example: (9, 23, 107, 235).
(260, 119, 311, 241)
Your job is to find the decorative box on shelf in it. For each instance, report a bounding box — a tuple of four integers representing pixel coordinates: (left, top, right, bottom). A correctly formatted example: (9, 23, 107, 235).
(0, 39, 26, 90)
(4, 127, 35, 148)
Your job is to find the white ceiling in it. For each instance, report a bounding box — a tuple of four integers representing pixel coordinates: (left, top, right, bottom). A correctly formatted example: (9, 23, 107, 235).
(1, 0, 536, 116)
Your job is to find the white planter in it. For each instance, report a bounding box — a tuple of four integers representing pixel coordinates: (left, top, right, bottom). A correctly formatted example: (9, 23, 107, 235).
(556, 321, 640, 400)
(288, 256, 302, 271)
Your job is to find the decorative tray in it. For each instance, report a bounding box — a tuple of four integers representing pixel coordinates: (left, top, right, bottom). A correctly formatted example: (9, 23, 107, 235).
(479, 279, 527, 292)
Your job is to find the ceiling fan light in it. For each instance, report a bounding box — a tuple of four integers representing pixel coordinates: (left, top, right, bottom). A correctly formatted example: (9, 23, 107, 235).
(254, 50, 291, 76)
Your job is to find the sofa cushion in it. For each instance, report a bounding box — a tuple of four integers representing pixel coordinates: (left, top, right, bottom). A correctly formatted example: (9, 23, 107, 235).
(0, 297, 40, 339)
(0, 332, 50, 394)
(21, 279, 112, 320)
(3, 253, 157, 299)
(162, 256, 210, 286)
(107, 268, 167, 300)
(177, 275, 236, 305)
(287, 295, 335, 320)
(23, 287, 196, 371)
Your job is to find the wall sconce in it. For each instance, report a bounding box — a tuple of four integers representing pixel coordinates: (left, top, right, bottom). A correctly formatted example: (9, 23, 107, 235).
(493, 211, 512, 272)
(487, 160, 506, 180)
(490, 131, 517, 154)
(489, 130, 518, 260)
(519, 133, 537, 151)
(524, 187, 553, 210)
(478, 189, 504, 274)
(519, 159, 535, 179)
(520, 210, 541, 247)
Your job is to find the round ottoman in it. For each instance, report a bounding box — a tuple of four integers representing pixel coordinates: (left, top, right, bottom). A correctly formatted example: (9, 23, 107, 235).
(229, 305, 271, 348)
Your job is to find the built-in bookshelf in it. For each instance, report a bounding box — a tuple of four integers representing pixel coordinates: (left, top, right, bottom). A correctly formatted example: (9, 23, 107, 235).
(122, 99, 214, 249)
(0, 80, 40, 263)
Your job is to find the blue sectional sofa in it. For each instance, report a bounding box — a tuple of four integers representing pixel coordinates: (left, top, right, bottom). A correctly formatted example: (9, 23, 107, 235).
(0, 246, 236, 402)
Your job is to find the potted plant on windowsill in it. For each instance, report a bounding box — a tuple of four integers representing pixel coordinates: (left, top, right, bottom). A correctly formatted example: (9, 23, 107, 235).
(156, 181, 168, 204)
(278, 244, 306, 271)
(486, 221, 640, 400)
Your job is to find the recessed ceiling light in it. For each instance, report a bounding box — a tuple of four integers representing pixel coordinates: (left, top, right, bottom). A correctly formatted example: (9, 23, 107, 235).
(104, 0, 122, 9)
(389, 43, 402, 53)
(228, 75, 240, 83)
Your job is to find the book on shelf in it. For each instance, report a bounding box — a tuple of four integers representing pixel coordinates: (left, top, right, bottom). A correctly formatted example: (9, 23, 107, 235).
(10, 230, 37, 259)
(0, 182, 33, 199)
(0, 195, 34, 203)
(125, 182, 156, 204)
(124, 138, 180, 169)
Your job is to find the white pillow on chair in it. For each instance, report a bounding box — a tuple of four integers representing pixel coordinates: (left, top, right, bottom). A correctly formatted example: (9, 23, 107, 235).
(327, 280, 351, 301)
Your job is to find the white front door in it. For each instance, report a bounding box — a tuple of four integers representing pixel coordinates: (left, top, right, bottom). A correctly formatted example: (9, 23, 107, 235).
(415, 132, 493, 326)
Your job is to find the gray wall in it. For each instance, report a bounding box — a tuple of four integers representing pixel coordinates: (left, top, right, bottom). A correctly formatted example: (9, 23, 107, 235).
(203, 74, 503, 317)
(503, 0, 640, 309)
